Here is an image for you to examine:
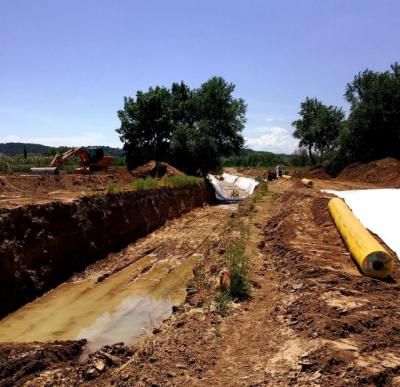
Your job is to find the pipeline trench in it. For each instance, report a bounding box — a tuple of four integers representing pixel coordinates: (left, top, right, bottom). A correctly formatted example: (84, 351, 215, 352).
(0, 199, 235, 354)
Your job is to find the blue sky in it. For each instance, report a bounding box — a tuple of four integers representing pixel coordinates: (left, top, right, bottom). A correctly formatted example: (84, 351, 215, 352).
(1, 0, 399, 153)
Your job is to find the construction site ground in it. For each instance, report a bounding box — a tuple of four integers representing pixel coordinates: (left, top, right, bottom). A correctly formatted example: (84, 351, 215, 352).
(0, 167, 133, 209)
(1, 171, 400, 386)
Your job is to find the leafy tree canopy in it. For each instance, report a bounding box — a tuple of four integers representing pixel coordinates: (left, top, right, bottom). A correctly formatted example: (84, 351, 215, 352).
(343, 63, 400, 162)
(117, 77, 246, 175)
(292, 97, 345, 164)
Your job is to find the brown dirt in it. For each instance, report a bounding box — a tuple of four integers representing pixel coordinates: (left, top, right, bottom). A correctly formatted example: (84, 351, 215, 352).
(0, 340, 86, 387)
(303, 165, 333, 179)
(0, 183, 213, 317)
(1, 178, 400, 386)
(0, 167, 134, 209)
(131, 160, 185, 179)
(338, 157, 400, 187)
(0, 202, 234, 386)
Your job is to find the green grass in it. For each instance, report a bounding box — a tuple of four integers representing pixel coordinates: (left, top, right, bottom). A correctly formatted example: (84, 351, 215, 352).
(215, 291, 230, 316)
(129, 176, 203, 191)
(161, 175, 204, 187)
(106, 183, 122, 194)
(129, 178, 159, 191)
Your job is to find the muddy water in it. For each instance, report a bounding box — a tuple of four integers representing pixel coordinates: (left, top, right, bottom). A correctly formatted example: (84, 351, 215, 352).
(0, 254, 199, 354)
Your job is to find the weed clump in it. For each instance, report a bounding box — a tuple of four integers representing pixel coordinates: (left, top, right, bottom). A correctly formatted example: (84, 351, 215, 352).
(106, 183, 122, 194)
(129, 176, 203, 191)
(215, 291, 230, 316)
(129, 178, 159, 191)
(225, 243, 250, 299)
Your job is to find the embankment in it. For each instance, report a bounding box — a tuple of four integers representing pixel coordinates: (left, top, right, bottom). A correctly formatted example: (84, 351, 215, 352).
(0, 183, 214, 317)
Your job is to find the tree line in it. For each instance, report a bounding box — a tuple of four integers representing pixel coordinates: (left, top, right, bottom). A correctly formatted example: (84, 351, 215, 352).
(117, 77, 246, 175)
(292, 63, 400, 175)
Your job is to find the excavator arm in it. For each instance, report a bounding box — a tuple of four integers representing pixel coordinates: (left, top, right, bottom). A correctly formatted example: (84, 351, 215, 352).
(49, 147, 90, 168)
(30, 147, 113, 175)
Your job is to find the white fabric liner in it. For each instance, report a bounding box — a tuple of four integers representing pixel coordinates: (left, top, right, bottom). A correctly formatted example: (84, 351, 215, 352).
(208, 173, 259, 202)
(322, 189, 400, 259)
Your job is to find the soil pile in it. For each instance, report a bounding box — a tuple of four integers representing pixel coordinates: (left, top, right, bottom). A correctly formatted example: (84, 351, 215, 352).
(131, 160, 185, 178)
(303, 165, 332, 179)
(338, 157, 400, 187)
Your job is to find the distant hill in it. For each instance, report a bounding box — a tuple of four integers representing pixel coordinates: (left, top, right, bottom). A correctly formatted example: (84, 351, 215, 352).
(0, 143, 125, 157)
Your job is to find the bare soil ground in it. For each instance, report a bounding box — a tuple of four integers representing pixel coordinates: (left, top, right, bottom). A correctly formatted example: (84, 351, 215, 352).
(1, 176, 399, 386)
(0, 167, 134, 209)
(338, 157, 400, 188)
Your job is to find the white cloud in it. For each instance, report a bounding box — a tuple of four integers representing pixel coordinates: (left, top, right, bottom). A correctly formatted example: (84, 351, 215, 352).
(0, 132, 123, 148)
(245, 127, 298, 154)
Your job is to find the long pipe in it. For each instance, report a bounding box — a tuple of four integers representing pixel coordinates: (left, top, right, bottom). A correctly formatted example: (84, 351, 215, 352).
(328, 197, 392, 278)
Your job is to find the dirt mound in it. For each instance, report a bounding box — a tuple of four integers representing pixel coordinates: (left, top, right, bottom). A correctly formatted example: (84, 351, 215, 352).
(107, 166, 133, 183)
(131, 160, 185, 178)
(303, 165, 332, 179)
(338, 157, 400, 186)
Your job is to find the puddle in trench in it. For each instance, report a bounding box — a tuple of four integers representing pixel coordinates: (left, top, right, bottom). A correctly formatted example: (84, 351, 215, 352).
(0, 254, 200, 356)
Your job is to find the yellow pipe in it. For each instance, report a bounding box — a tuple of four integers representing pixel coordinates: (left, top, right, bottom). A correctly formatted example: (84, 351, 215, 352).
(301, 178, 313, 187)
(328, 197, 392, 278)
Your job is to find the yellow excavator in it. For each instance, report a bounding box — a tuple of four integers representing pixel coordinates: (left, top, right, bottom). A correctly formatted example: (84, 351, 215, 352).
(31, 147, 114, 175)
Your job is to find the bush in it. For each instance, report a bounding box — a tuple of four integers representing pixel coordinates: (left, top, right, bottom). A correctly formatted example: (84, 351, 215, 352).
(226, 243, 250, 299)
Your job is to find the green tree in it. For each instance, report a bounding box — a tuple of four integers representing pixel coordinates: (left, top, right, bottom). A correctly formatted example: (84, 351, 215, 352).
(343, 63, 400, 162)
(117, 77, 246, 174)
(117, 86, 173, 169)
(290, 147, 311, 167)
(193, 77, 246, 157)
(292, 97, 344, 164)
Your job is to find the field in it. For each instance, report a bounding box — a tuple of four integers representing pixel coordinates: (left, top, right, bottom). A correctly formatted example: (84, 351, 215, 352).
(0, 158, 399, 386)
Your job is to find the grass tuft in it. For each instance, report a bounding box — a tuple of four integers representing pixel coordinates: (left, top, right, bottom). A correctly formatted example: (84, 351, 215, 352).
(215, 291, 230, 316)
(129, 178, 159, 191)
(129, 176, 203, 191)
(106, 183, 122, 194)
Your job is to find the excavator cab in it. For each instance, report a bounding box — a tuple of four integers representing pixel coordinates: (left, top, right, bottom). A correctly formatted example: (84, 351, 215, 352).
(86, 147, 105, 165)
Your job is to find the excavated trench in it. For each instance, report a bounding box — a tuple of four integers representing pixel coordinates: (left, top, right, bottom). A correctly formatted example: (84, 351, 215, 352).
(0, 183, 214, 318)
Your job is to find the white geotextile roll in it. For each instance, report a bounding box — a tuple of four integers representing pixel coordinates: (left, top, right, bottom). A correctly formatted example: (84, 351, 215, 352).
(235, 176, 258, 195)
(208, 174, 259, 202)
(222, 173, 237, 184)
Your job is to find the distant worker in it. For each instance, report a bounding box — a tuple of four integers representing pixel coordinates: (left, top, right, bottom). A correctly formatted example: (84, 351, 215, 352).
(276, 165, 281, 179)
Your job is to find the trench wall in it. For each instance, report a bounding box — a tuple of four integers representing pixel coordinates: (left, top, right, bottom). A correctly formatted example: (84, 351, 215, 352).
(0, 183, 214, 317)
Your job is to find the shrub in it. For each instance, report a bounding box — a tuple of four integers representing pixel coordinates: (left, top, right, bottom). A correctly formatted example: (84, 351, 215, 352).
(225, 243, 250, 299)
(215, 291, 230, 316)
